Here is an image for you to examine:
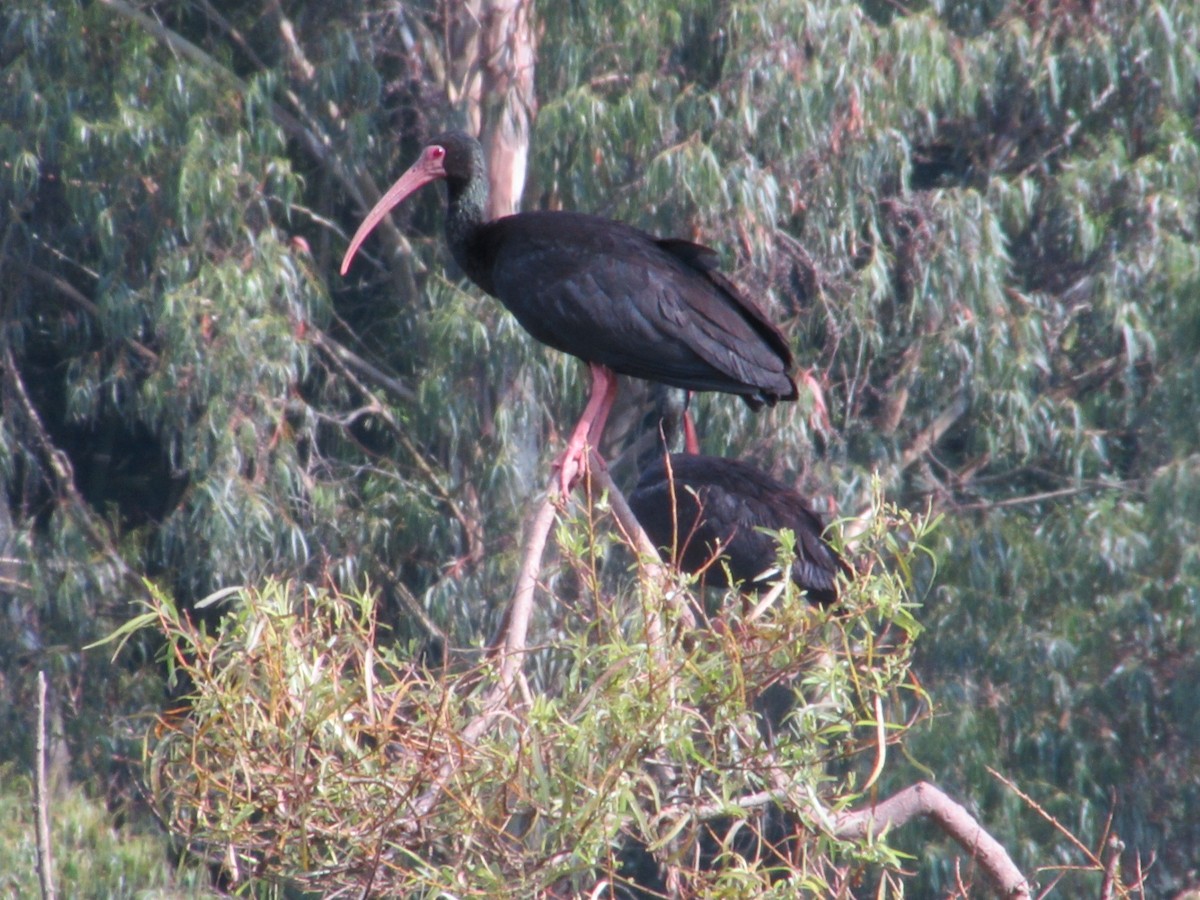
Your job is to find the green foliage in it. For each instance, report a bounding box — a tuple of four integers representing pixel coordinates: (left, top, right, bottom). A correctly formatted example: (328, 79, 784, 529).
(908, 454, 1200, 893)
(141, 493, 926, 896)
(2, 0, 1198, 894)
(0, 764, 214, 898)
(541, 0, 1200, 891)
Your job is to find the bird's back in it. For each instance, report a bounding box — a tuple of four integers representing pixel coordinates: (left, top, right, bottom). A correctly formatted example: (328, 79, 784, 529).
(630, 453, 845, 604)
(470, 211, 797, 406)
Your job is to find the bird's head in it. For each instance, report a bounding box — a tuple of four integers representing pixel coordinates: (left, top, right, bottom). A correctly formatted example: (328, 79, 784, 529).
(340, 131, 483, 275)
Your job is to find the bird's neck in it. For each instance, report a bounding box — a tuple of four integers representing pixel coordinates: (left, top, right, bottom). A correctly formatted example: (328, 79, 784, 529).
(445, 176, 491, 288)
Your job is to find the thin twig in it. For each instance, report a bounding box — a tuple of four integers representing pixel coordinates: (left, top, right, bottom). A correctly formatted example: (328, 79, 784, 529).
(1099, 835, 1123, 900)
(863, 693, 887, 791)
(34, 671, 56, 900)
(988, 766, 1100, 865)
(954, 485, 1100, 512)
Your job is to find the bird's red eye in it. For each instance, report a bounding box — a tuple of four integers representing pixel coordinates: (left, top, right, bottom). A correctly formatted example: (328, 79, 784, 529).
(428, 145, 446, 161)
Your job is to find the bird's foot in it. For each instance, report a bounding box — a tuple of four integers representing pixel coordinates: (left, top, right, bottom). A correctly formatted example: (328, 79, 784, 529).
(553, 444, 608, 497)
(553, 450, 583, 497)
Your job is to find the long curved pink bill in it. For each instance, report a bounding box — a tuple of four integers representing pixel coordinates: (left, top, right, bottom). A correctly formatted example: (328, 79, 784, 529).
(339, 161, 441, 275)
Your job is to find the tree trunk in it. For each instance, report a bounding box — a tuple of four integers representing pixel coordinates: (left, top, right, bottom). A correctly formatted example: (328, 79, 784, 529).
(465, 0, 537, 217)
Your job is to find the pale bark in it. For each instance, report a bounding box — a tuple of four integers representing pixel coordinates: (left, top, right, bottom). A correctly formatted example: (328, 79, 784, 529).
(35, 672, 56, 900)
(832, 782, 1031, 898)
(476, 0, 537, 217)
(459, 0, 537, 217)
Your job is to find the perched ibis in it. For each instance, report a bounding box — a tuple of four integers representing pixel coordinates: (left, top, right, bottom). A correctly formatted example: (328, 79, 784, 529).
(340, 131, 796, 494)
(629, 453, 847, 605)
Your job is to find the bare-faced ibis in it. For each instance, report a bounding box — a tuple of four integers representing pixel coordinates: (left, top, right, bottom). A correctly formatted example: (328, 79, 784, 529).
(340, 132, 797, 493)
(629, 453, 847, 605)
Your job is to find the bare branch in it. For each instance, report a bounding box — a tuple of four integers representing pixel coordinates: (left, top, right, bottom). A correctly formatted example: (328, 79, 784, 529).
(650, 773, 1028, 898)
(309, 328, 417, 404)
(308, 327, 488, 577)
(17, 261, 159, 365)
(98, 1, 350, 189)
(588, 452, 697, 638)
(988, 766, 1100, 866)
(1100, 835, 1123, 900)
(401, 475, 562, 832)
(494, 486, 559, 694)
(900, 390, 971, 471)
(1, 343, 149, 603)
(832, 782, 1031, 899)
(35, 671, 56, 900)
(193, 0, 270, 71)
(402, 455, 670, 838)
(954, 485, 1100, 512)
(267, 0, 316, 82)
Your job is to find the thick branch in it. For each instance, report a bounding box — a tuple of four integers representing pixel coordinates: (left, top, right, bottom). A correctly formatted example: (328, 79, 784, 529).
(900, 390, 971, 471)
(832, 781, 1031, 898)
(494, 487, 559, 694)
(410, 458, 685, 834)
(591, 457, 666, 570)
(476, 0, 537, 219)
(402, 474, 562, 831)
(654, 778, 1028, 897)
(1, 343, 147, 602)
(18, 261, 158, 365)
(1099, 835, 1123, 900)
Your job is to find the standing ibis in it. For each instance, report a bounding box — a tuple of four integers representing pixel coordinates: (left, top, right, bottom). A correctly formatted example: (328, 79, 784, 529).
(629, 453, 847, 605)
(340, 131, 797, 494)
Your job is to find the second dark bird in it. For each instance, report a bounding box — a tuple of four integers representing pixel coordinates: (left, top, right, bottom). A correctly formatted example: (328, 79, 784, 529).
(629, 453, 848, 606)
(340, 131, 797, 494)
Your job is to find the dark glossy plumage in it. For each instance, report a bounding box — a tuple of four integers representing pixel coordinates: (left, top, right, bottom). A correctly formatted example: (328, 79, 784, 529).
(428, 132, 797, 406)
(341, 131, 796, 493)
(464, 212, 796, 404)
(629, 453, 846, 605)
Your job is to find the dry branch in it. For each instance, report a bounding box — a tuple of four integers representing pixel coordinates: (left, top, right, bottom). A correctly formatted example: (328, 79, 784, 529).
(1, 343, 149, 604)
(494, 486, 559, 694)
(17, 261, 158, 364)
(34, 671, 56, 900)
(900, 389, 971, 471)
(402, 472, 563, 833)
(650, 774, 1029, 897)
(1100, 835, 1123, 900)
(832, 781, 1031, 898)
(309, 328, 417, 404)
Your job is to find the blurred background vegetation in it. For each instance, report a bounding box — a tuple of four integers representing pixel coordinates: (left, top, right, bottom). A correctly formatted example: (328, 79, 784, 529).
(1, 0, 1197, 895)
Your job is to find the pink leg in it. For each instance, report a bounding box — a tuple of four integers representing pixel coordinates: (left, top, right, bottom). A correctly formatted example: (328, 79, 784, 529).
(585, 365, 619, 449)
(556, 362, 619, 495)
(682, 394, 700, 455)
